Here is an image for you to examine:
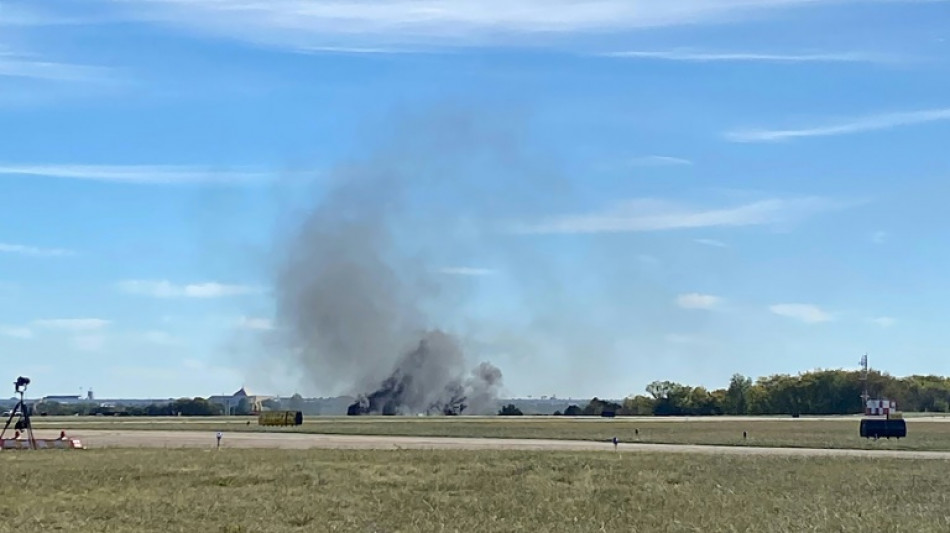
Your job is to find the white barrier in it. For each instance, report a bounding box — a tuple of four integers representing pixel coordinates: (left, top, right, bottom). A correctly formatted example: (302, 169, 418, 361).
(1, 438, 84, 450)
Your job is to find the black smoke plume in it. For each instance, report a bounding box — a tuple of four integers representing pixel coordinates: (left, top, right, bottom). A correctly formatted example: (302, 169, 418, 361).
(270, 111, 510, 415)
(347, 330, 502, 416)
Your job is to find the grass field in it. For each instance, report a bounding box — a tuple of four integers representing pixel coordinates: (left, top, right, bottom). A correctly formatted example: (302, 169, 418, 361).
(1, 448, 947, 532)
(31, 415, 950, 452)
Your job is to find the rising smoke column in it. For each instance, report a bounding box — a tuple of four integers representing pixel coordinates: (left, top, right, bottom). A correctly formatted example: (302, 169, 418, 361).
(270, 114, 505, 415)
(346, 330, 503, 415)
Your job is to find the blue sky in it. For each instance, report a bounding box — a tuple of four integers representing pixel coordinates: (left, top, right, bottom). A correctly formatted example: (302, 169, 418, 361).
(1, 0, 949, 400)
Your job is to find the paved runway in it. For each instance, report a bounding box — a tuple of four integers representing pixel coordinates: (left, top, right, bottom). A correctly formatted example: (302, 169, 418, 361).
(56, 429, 950, 459)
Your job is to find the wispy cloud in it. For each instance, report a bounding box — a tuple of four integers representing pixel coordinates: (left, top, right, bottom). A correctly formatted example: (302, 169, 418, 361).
(603, 49, 891, 64)
(0, 52, 111, 83)
(437, 267, 498, 276)
(769, 303, 833, 323)
(0, 4, 94, 27)
(725, 107, 950, 142)
(870, 230, 888, 244)
(90, 0, 904, 50)
(0, 242, 74, 257)
(627, 155, 693, 167)
(869, 316, 896, 328)
(510, 196, 848, 235)
(695, 238, 728, 248)
(665, 333, 717, 346)
(0, 325, 33, 339)
(0, 164, 271, 185)
(32, 318, 111, 331)
(117, 280, 263, 298)
(676, 293, 721, 310)
(72, 334, 106, 352)
(238, 317, 274, 331)
(142, 330, 179, 345)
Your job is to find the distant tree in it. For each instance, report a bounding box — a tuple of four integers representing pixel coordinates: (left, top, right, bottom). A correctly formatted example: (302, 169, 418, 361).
(233, 398, 251, 416)
(581, 397, 622, 416)
(621, 395, 655, 415)
(171, 397, 225, 416)
(288, 393, 305, 412)
(563, 405, 582, 416)
(498, 404, 523, 416)
(646, 381, 693, 416)
(724, 374, 752, 415)
(599, 368, 950, 418)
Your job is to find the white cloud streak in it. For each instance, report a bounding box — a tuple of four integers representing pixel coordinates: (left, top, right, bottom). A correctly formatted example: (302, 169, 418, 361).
(0, 53, 111, 83)
(725, 107, 950, 142)
(870, 316, 896, 328)
(676, 293, 721, 310)
(695, 238, 728, 248)
(238, 317, 274, 331)
(117, 280, 263, 298)
(0, 164, 271, 185)
(769, 303, 833, 323)
(0, 325, 33, 339)
(32, 318, 111, 331)
(627, 155, 693, 167)
(0, 5, 94, 27)
(604, 50, 892, 63)
(94, 0, 913, 50)
(0, 242, 74, 257)
(511, 196, 848, 235)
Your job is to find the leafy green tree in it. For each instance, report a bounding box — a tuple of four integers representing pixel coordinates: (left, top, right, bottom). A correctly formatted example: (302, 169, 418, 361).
(621, 395, 655, 415)
(580, 397, 622, 416)
(563, 405, 582, 416)
(233, 398, 251, 416)
(498, 404, 523, 416)
(724, 374, 752, 415)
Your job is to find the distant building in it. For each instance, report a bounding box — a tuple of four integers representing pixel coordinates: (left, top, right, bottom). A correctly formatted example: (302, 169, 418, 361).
(208, 387, 272, 415)
(42, 395, 83, 404)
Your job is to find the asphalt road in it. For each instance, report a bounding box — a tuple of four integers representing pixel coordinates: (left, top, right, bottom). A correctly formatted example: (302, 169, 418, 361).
(49, 429, 950, 459)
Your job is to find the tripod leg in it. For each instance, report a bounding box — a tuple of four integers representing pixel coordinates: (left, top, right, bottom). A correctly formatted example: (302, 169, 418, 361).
(23, 408, 36, 450)
(0, 402, 20, 440)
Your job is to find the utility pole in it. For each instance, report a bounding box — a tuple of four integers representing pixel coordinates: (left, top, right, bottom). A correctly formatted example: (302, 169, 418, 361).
(860, 353, 870, 407)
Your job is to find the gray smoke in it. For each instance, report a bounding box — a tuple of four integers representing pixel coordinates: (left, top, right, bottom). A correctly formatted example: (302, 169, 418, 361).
(347, 330, 503, 415)
(270, 112, 508, 414)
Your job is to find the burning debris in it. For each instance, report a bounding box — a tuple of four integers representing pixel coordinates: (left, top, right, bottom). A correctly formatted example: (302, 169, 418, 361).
(346, 331, 503, 416)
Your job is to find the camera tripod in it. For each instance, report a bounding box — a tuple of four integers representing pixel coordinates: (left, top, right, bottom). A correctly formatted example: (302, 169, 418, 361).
(0, 377, 36, 450)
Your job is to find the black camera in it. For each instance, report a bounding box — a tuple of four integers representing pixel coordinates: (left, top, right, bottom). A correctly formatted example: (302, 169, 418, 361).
(14, 376, 30, 393)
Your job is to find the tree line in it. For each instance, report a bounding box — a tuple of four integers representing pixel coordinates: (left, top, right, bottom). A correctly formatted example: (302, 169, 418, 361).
(30, 397, 237, 417)
(25, 369, 950, 418)
(556, 370, 950, 417)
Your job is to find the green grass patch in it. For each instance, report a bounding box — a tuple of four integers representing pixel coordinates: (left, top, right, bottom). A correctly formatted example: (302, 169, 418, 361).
(0, 448, 948, 532)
